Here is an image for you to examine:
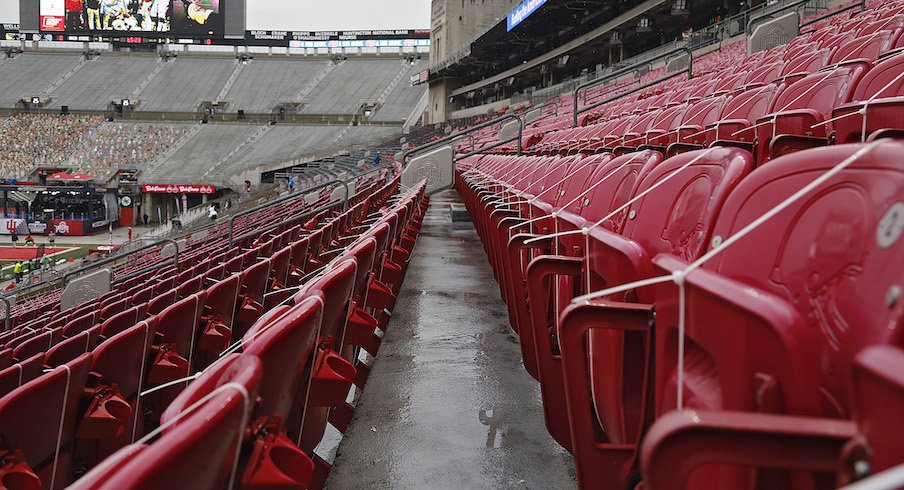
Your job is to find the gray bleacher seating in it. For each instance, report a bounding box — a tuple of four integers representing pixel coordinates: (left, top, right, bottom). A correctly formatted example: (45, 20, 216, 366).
(300, 59, 404, 114)
(223, 59, 330, 113)
(371, 59, 428, 122)
(137, 57, 235, 112)
(47, 55, 160, 110)
(0, 53, 84, 107)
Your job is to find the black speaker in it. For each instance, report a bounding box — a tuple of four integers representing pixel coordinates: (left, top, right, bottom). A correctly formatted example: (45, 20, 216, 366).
(202, 113, 209, 124)
(61, 105, 69, 115)
(237, 109, 245, 120)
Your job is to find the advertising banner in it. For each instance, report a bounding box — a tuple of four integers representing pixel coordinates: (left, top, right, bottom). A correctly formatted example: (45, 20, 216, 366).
(40, 0, 65, 31)
(142, 184, 216, 194)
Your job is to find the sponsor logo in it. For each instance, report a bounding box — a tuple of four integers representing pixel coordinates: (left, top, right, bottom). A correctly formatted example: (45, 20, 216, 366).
(40, 15, 65, 31)
(142, 184, 215, 194)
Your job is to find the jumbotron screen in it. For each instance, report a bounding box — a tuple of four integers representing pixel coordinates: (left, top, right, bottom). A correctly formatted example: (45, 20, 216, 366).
(39, 0, 224, 36)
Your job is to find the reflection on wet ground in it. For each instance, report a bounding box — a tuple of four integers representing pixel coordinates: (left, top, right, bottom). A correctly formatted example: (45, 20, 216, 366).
(326, 190, 576, 489)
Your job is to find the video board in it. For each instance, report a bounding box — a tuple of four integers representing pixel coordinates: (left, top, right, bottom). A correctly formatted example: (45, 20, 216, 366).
(39, 0, 224, 36)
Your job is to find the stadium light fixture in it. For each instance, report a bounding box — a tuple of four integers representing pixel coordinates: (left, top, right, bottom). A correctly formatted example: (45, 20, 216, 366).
(672, 0, 690, 14)
(637, 17, 652, 32)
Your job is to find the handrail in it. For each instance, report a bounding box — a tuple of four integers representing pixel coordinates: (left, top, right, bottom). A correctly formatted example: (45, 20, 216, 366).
(230, 199, 345, 247)
(577, 70, 696, 127)
(226, 163, 392, 247)
(573, 47, 693, 127)
(0, 297, 9, 331)
(399, 113, 524, 163)
(800, 0, 865, 29)
(1, 238, 180, 304)
(227, 178, 349, 247)
(526, 100, 560, 124)
(747, 0, 810, 34)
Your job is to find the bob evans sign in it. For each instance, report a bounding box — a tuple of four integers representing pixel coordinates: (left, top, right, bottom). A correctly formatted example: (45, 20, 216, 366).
(142, 184, 216, 194)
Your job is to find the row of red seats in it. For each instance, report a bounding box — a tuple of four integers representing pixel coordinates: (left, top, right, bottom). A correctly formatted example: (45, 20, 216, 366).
(453, 2, 896, 167)
(5, 179, 348, 327)
(0, 172, 429, 488)
(458, 133, 904, 488)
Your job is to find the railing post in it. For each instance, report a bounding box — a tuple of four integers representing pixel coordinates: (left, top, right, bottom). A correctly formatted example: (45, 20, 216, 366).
(0, 296, 9, 332)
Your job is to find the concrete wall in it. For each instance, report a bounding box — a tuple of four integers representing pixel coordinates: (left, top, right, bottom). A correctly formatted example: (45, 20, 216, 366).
(428, 0, 520, 122)
(429, 0, 520, 66)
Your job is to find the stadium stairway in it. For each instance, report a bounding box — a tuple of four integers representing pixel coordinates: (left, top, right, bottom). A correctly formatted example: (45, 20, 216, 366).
(326, 190, 576, 488)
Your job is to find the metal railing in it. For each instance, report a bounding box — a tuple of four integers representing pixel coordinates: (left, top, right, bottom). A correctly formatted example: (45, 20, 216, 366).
(226, 164, 392, 247)
(227, 178, 349, 247)
(800, 0, 865, 30)
(1, 238, 181, 319)
(399, 113, 524, 164)
(573, 47, 693, 127)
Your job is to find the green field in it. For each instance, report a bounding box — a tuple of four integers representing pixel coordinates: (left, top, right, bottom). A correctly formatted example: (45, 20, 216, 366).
(0, 245, 93, 274)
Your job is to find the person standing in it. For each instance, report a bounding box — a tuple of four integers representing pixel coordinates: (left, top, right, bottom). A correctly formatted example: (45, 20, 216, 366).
(127, 226, 132, 241)
(150, 0, 168, 31)
(12, 262, 20, 283)
(85, 0, 100, 30)
(10, 231, 17, 248)
(66, 0, 85, 30)
(143, 212, 149, 225)
(48, 230, 56, 248)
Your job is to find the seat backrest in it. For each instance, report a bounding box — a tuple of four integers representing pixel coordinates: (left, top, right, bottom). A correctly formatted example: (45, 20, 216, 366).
(110, 369, 258, 490)
(0, 353, 92, 489)
(45, 326, 100, 367)
(619, 147, 754, 266)
(717, 83, 782, 125)
(830, 30, 897, 64)
(100, 298, 130, 320)
(93, 318, 158, 400)
(683, 95, 730, 130)
(295, 258, 357, 350)
(269, 245, 292, 287)
(175, 275, 204, 298)
(240, 259, 272, 303)
(100, 306, 144, 338)
(661, 141, 904, 418)
(578, 150, 663, 231)
(61, 311, 99, 338)
(344, 238, 378, 300)
(156, 292, 207, 357)
(160, 353, 261, 427)
(782, 47, 833, 76)
(204, 274, 241, 330)
(146, 288, 178, 316)
(557, 154, 613, 213)
(769, 61, 869, 117)
(850, 51, 904, 101)
(12, 330, 54, 362)
(0, 353, 44, 398)
(242, 296, 322, 422)
(744, 61, 785, 86)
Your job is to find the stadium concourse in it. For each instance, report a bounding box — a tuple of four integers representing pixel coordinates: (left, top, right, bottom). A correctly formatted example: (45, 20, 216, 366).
(1, 0, 904, 488)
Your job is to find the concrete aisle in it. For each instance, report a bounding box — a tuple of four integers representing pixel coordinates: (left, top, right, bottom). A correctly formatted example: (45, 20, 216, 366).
(327, 190, 576, 489)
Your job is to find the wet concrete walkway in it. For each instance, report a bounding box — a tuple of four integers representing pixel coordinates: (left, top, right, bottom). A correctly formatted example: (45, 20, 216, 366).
(327, 190, 576, 489)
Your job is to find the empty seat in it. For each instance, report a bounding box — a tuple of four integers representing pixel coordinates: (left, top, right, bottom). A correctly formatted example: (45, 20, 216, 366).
(646, 141, 904, 487)
(0, 353, 92, 489)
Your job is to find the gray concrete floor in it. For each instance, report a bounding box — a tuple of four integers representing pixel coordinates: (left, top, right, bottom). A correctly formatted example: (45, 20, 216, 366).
(326, 190, 576, 489)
